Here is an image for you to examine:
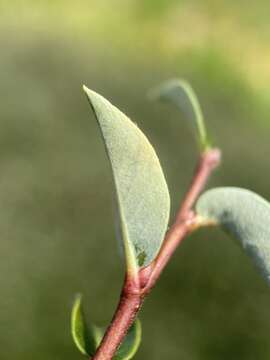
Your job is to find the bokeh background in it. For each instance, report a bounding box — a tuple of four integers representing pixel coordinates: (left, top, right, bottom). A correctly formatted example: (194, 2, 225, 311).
(1, 1, 270, 359)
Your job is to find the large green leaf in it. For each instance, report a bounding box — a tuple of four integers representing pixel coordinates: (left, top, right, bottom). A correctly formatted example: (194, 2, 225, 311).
(83, 86, 170, 270)
(196, 187, 270, 283)
(71, 295, 142, 359)
(150, 79, 209, 150)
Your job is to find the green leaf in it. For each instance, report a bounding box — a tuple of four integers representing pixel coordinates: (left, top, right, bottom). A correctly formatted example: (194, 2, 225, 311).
(150, 79, 209, 151)
(71, 295, 142, 359)
(114, 319, 142, 360)
(83, 86, 170, 270)
(196, 187, 270, 283)
(71, 294, 102, 357)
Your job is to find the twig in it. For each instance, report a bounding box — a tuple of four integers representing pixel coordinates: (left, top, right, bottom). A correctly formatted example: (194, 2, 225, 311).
(92, 275, 141, 360)
(92, 148, 221, 360)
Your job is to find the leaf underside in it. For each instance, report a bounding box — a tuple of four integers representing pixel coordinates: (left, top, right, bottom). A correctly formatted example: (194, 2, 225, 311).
(150, 79, 208, 150)
(83, 86, 170, 269)
(71, 295, 142, 359)
(196, 187, 270, 284)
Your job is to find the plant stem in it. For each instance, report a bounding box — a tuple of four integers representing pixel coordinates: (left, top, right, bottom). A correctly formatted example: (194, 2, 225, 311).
(92, 275, 141, 360)
(142, 148, 221, 291)
(92, 148, 221, 360)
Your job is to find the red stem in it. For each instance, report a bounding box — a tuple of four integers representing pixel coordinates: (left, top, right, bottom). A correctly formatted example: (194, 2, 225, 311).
(142, 148, 221, 291)
(92, 275, 141, 360)
(92, 148, 221, 360)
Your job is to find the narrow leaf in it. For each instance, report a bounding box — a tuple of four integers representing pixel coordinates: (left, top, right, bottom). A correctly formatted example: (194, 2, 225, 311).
(71, 295, 102, 356)
(83, 86, 170, 269)
(114, 319, 142, 360)
(71, 295, 142, 359)
(196, 187, 270, 283)
(150, 79, 209, 150)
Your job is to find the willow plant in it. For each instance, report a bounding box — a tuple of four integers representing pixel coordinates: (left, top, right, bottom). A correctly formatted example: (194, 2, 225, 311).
(70, 79, 270, 359)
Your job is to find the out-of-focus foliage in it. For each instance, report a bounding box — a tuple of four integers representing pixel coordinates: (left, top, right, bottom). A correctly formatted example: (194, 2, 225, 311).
(151, 79, 209, 150)
(197, 188, 270, 284)
(0, 1, 270, 359)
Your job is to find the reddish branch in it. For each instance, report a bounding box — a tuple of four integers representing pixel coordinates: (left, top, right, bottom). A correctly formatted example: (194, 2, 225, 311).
(92, 148, 221, 360)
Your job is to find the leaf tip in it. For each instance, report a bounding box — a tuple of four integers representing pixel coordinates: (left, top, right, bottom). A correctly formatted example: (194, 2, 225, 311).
(82, 83, 89, 93)
(72, 293, 83, 312)
(148, 78, 189, 102)
(83, 84, 96, 100)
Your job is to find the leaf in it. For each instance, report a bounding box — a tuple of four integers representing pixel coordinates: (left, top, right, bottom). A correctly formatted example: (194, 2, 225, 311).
(71, 295, 142, 359)
(196, 187, 270, 284)
(83, 86, 170, 270)
(150, 79, 209, 150)
(114, 319, 142, 360)
(71, 294, 102, 357)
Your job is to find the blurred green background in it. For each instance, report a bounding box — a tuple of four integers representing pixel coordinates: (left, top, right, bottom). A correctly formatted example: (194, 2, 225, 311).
(1, 1, 270, 359)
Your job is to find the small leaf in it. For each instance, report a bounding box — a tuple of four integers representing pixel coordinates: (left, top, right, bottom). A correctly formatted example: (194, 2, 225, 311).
(114, 319, 142, 360)
(196, 187, 270, 284)
(71, 295, 102, 356)
(150, 79, 209, 151)
(83, 86, 170, 270)
(71, 295, 142, 359)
